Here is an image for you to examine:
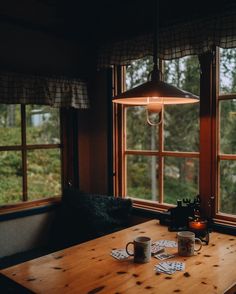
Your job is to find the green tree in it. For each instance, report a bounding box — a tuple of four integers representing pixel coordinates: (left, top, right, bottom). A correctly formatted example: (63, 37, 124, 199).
(126, 56, 200, 204)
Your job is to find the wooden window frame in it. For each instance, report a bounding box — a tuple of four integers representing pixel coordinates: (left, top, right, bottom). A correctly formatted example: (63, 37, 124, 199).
(0, 106, 79, 214)
(215, 52, 236, 224)
(113, 65, 200, 211)
(113, 49, 236, 226)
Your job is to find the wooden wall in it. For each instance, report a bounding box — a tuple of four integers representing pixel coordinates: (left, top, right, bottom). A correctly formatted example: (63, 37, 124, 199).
(0, 19, 111, 256)
(78, 69, 111, 194)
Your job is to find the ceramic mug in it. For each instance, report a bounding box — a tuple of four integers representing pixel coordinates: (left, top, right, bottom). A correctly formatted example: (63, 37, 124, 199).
(177, 231, 202, 257)
(126, 236, 151, 263)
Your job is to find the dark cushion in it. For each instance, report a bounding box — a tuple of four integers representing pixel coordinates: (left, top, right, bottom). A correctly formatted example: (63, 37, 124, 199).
(50, 188, 132, 248)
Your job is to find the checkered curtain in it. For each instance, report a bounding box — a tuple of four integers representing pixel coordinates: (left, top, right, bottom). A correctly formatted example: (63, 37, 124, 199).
(98, 8, 236, 67)
(0, 72, 89, 109)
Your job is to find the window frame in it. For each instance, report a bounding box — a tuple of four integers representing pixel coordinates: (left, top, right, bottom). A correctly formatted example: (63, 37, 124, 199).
(0, 106, 79, 214)
(123, 105, 200, 209)
(113, 49, 236, 226)
(216, 49, 236, 223)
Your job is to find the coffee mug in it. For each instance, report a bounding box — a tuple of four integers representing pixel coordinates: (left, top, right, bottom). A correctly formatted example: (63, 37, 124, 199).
(177, 231, 202, 257)
(126, 236, 151, 263)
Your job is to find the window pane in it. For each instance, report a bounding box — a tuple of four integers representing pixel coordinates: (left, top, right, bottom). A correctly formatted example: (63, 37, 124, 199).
(164, 157, 199, 205)
(220, 48, 236, 94)
(219, 100, 236, 154)
(126, 57, 152, 90)
(0, 151, 22, 204)
(219, 160, 236, 214)
(26, 105, 60, 145)
(126, 107, 158, 150)
(0, 105, 21, 146)
(27, 149, 61, 200)
(164, 56, 200, 96)
(164, 104, 199, 152)
(126, 155, 159, 201)
(164, 56, 200, 152)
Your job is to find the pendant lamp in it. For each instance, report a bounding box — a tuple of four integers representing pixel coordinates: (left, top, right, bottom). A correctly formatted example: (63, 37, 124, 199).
(112, 0, 199, 114)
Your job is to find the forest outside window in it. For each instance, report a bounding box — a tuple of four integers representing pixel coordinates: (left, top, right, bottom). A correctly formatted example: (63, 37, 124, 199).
(114, 48, 236, 224)
(218, 48, 236, 217)
(122, 55, 200, 207)
(0, 104, 61, 207)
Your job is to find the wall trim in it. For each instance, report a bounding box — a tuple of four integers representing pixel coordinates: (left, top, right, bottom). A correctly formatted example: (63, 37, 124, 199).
(0, 203, 59, 222)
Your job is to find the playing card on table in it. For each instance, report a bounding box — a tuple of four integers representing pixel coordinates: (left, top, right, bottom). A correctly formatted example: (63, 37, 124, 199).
(155, 240, 177, 248)
(154, 253, 176, 260)
(110, 249, 129, 260)
(155, 263, 176, 275)
(166, 261, 185, 271)
(151, 242, 165, 255)
(154, 261, 185, 275)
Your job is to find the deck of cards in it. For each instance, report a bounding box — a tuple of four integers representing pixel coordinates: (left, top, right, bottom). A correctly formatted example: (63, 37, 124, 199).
(110, 249, 129, 260)
(154, 252, 176, 260)
(151, 243, 165, 255)
(155, 261, 185, 275)
(153, 240, 177, 248)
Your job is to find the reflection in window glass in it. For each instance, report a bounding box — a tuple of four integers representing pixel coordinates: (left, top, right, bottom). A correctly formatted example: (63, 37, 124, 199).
(127, 155, 159, 201)
(220, 48, 236, 94)
(0, 105, 21, 146)
(220, 100, 236, 154)
(164, 157, 199, 205)
(26, 105, 60, 145)
(164, 104, 199, 152)
(219, 160, 236, 214)
(0, 151, 22, 204)
(126, 106, 158, 150)
(27, 149, 61, 200)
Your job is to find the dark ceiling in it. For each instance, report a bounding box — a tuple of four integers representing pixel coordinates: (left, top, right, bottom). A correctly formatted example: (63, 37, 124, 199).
(1, 0, 235, 44)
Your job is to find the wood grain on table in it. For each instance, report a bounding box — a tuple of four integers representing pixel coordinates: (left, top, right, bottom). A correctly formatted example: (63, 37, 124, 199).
(1, 220, 236, 294)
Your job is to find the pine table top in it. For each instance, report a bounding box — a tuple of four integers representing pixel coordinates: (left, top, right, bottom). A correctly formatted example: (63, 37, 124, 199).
(1, 219, 236, 294)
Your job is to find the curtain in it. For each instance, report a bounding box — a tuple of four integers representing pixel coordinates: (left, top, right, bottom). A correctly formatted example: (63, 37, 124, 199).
(98, 8, 236, 67)
(0, 72, 89, 109)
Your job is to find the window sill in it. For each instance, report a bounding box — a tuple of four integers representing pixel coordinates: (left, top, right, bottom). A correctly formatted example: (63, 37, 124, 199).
(131, 198, 174, 212)
(133, 204, 236, 235)
(0, 197, 61, 221)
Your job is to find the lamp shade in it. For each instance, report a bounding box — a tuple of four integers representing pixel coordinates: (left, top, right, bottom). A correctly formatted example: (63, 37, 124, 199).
(113, 79, 199, 106)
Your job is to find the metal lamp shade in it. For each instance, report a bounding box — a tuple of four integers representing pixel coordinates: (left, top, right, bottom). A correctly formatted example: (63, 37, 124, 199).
(113, 79, 199, 106)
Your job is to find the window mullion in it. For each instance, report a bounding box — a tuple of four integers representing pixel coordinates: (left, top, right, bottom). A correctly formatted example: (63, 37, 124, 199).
(199, 50, 217, 219)
(159, 111, 164, 203)
(21, 105, 27, 202)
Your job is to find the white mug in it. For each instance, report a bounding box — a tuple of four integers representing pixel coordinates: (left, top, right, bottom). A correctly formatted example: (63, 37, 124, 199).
(177, 231, 202, 257)
(126, 236, 151, 263)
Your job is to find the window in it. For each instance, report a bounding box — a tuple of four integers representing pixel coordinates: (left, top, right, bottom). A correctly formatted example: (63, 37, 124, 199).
(218, 48, 236, 217)
(0, 104, 62, 207)
(114, 49, 236, 224)
(116, 56, 200, 208)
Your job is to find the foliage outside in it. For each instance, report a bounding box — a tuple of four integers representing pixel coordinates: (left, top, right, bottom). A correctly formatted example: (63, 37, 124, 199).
(0, 105, 61, 205)
(125, 49, 236, 214)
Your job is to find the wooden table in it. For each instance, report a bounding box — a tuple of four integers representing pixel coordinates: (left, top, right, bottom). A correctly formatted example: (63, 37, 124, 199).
(1, 220, 236, 294)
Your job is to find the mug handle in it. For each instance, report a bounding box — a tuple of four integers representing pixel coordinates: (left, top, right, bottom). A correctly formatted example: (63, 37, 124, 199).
(194, 238, 202, 252)
(126, 242, 134, 256)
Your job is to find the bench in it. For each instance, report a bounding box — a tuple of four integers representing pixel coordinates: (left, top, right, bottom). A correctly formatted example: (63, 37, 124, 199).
(0, 189, 133, 269)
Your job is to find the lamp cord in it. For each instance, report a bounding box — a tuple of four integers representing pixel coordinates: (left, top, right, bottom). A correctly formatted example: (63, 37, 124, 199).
(150, 0, 161, 82)
(153, 0, 159, 70)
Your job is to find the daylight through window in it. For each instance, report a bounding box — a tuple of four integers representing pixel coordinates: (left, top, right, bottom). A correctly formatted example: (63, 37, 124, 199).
(0, 104, 62, 205)
(124, 55, 200, 206)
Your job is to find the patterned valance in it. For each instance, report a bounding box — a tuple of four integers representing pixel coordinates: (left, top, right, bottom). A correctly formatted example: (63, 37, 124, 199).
(0, 72, 89, 109)
(98, 8, 236, 67)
